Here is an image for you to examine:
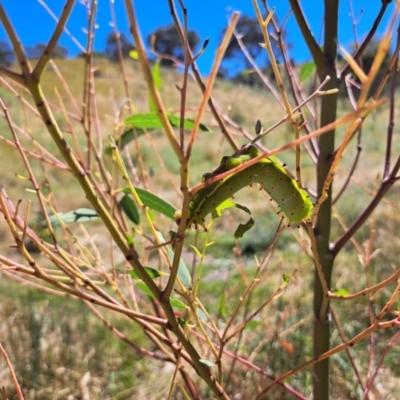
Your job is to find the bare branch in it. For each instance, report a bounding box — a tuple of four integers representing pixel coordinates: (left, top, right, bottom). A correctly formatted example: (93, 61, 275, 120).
(33, 0, 75, 78)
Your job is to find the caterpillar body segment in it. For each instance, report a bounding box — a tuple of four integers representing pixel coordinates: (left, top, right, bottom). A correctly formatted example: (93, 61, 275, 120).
(188, 146, 256, 226)
(187, 146, 313, 228)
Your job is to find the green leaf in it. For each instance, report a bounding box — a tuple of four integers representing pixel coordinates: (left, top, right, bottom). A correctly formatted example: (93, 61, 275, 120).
(245, 320, 261, 330)
(45, 208, 99, 227)
(300, 61, 315, 82)
(136, 281, 155, 297)
(177, 317, 186, 327)
(176, 256, 192, 289)
(128, 267, 162, 280)
(218, 293, 227, 318)
(233, 203, 254, 239)
(149, 60, 162, 112)
(104, 128, 145, 155)
(105, 113, 211, 155)
(199, 359, 216, 368)
(170, 252, 191, 289)
(212, 198, 236, 218)
(170, 298, 187, 310)
(277, 273, 291, 293)
(212, 200, 255, 238)
(234, 219, 254, 239)
(124, 113, 211, 132)
(171, 298, 207, 321)
(119, 194, 140, 224)
(156, 232, 192, 289)
(153, 60, 162, 90)
(123, 187, 176, 221)
(169, 230, 177, 250)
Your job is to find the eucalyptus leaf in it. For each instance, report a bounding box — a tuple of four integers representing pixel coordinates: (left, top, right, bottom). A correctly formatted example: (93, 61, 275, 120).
(149, 60, 162, 112)
(45, 208, 99, 227)
(136, 281, 154, 297)
(104, 128, 145, 155)
(156, 232, 192, 289)
(212, 200, 254, 238)
(124, 113, 211, 132)
(199, 359, 216, 368)
(300, 61, 315, 82)
(123, 187, 176, 221)
(106, 113, 211, 155)
(170, 298, 186, 310)
(128, 267, 162, 280)
(119, 194, 140, 224)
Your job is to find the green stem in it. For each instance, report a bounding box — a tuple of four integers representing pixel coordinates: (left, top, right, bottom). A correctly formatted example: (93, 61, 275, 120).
(312, 1, 339, 399)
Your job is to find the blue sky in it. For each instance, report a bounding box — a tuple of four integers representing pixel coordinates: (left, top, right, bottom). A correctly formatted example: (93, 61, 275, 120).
(0, 1, 395, 75)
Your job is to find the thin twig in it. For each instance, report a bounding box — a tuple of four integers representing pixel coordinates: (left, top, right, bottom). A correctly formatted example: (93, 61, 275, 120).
(339, 1, 391, 83)
(0, 343, 24, 400)
(34, 0, 75, 78)
(167, 0, 239, 151)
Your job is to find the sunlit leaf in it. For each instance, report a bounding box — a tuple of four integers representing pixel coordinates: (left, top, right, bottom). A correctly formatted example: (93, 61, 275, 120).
(218, 293, 227, 318)
(136, 281, 154, 297)
(123, 187, 176, 220)
(213, 198, 236, 218)
(124, 113, 211, 132)
(170, 298, 186, 310)
(105, 112, 211, 155)
(300, 61, 315, 82)
(149, 59, 162, 112)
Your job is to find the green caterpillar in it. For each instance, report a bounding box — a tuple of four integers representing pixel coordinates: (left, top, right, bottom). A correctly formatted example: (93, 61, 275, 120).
(188, 146, 258, 217)
(187, 145, 313, 228)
